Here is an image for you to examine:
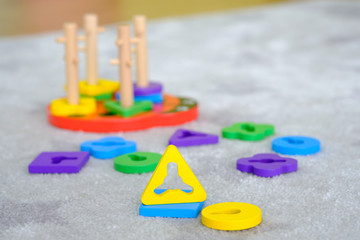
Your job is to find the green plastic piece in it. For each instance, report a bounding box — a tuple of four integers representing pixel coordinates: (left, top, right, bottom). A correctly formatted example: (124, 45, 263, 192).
(81, 92, 113, 100)
(114, 152, 162, 174)
(222, 122, 274, 141)
(104, 100, 153, 118)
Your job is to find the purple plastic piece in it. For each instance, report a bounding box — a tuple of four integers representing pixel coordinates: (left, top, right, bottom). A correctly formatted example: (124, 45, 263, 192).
(236, 153, 297, 177)
(28, 152, 90, 174)
(133, 82, 162, 96)
(169, 129, 219, 147)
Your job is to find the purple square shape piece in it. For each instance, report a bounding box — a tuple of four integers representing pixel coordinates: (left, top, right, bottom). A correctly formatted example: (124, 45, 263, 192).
(236, 153, 297, 177)
(29, 152, 90, 174)
(133, 82, 163, 96)
(169, 129, 219, 147)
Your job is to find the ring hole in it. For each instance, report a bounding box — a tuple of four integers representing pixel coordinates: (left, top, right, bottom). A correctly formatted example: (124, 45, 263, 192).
(249, 159, 286, 163)
(178, 130, 206, 139)
(211, 208, 241, 215)
(51, 156, 77, 164)
(92, 141, 125, 146)
(283, 138, 304, 144)
(241, 124, 255, 132)
(128, 154, 147, 161)
(155, 162, 193, 193)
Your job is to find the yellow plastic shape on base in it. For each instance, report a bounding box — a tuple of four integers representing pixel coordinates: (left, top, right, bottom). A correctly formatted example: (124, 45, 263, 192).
(141, 145, 207, 205)
(201, 202, 261, 231)
(50, 98, 97, 117)
(79, 79, 120, 96)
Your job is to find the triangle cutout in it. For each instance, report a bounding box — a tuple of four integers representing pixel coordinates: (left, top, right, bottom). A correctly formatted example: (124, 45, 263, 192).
(141, 145, 207, 205)
(168, 129, 219, 147)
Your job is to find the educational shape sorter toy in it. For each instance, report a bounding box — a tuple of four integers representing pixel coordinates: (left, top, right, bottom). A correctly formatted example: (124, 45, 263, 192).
(47, 14, 198, 133)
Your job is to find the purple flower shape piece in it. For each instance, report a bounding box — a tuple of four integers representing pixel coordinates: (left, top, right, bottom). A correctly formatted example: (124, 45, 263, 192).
(236, 153, 297, 177)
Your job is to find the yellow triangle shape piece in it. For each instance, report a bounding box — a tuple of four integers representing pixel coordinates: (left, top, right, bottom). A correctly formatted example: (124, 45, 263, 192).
(141, 145, 207, 205)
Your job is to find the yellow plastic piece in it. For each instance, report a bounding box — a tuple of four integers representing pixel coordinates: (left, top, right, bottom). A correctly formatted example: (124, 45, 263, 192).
(50, 97, 97, 117)
(141, 145, 207, 205)
(79, 79, 120, 96)
(201, 202, 262, 231)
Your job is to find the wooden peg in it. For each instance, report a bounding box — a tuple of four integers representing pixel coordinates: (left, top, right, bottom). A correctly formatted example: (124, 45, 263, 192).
(77, 36, 86, 41)
(61, 23, 80, 105)
(133, 15, 149, 87)
(110, 59, 120, 65)
(84, 14, 100, 85)
(117, 25, 134, 108)
(56, 37, 66, 43)
(98, 26, 105, 33)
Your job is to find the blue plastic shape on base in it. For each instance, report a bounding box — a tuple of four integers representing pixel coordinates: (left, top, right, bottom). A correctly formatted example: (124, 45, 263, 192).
(80, 137, 137, 159)
(139, 189, 205, 218)
(272, 136, 320, 155)
(116, 92, 163, 104)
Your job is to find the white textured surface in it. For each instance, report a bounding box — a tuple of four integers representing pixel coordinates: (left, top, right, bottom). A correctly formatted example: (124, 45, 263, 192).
(1, 1, 360, 239)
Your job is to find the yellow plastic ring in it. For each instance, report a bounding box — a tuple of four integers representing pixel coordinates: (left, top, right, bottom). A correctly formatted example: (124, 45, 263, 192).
(201, 202, 261, 231)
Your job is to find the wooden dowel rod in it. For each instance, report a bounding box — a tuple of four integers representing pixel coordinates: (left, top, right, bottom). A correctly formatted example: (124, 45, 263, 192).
(63, 23, 80, 105)
(118, 25, 134, 108)
(84, 14, 99, 85)
(134, 15, 149, 87)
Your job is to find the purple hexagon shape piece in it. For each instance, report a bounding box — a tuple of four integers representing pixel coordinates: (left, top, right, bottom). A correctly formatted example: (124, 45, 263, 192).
(236, 153, 297, 177)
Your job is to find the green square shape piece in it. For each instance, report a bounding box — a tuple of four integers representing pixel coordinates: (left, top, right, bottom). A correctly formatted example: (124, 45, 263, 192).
(104, 100, 153, 118)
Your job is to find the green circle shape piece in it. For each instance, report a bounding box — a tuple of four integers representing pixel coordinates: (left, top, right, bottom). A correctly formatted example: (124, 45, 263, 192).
(114, 152, 162, 174)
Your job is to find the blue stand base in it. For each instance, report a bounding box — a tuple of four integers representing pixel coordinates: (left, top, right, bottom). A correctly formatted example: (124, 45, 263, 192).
(139, 189, 205, 218)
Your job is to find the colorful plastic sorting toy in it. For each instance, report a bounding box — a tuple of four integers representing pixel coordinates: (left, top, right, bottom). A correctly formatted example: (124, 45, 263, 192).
(48, 95, 198, 132)
(236, 153, 297, 177)
(28, 152, 90, 174)
(114, 152, 162, 173)
(139, 189, 204, 218)
(169, 129, 219, 147)
(222, 122, 274, 141)
(48, 15, 198, 132)
(80, 137, 136, 159)
(141, 145, 207, 205)
(272, 136, 321, 155)
(201, 202, 262, 231)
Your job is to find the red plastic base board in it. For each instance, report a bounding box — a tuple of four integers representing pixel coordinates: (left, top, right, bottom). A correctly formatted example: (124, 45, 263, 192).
(47, 94, 198, 132)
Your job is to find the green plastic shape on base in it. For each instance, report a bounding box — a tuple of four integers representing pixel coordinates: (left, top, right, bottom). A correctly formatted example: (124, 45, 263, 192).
(222, 122, 274, 141)
(81, 92, 113, 100)
(114, 152, 162, 174)
(104, 100, 153, 118)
